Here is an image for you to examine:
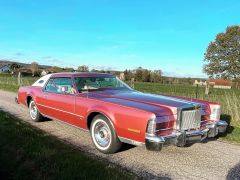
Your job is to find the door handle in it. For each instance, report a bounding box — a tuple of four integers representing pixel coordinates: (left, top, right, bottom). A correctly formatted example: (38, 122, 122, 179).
(43, 94, 48, 98)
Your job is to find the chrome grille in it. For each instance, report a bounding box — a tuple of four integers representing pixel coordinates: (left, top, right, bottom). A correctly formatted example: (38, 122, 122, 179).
(180, 109, 201, 130)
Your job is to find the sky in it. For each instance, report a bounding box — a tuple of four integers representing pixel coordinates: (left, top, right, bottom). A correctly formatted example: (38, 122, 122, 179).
(0, 0, 239, 78)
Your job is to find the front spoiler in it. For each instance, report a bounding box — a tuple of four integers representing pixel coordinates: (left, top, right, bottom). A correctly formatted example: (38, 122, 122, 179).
(145, 120, 228, 151)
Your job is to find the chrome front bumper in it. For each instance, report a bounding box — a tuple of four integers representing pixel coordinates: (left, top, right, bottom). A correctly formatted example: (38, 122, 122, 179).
(206, 120, 228, 137)
(145, 120, 228, 151)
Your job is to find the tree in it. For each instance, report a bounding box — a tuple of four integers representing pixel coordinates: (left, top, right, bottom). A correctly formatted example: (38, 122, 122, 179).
(150, 70, 162, 82)
(64, 67, 75, 72)
(123, 69, 134, 81)
(10, 63, 20, 73)
(142, 69, 151, 82)
(204, 26, 240, 79)
(135, 67, 143, 81)
(51, 66, 63, 72)
(77, 65, 89, 72)
(31, 62, 39, 76)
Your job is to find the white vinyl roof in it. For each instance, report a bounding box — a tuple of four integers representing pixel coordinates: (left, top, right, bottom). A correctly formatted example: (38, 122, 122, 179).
(32, 74, 52, 87)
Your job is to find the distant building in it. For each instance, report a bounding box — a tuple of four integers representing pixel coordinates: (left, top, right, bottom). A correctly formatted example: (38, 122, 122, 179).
(208, 79, 232, 89)
(41, 70, 48, 76)
(0, 65, 10, 73)
(193, 80, 207, 86)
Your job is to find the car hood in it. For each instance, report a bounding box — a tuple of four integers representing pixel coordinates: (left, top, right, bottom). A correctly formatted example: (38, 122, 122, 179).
(86, 90, 206, 116)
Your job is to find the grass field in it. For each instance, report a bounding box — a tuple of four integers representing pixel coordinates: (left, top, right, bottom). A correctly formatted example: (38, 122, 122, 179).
(0, 74, 239, 143)
(0, 110, 135, 180)
(0, 74, 37, 92)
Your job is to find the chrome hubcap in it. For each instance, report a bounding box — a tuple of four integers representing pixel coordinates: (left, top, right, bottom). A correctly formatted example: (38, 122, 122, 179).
(94, 121, 111, 147)
(30, 102, 37, 119)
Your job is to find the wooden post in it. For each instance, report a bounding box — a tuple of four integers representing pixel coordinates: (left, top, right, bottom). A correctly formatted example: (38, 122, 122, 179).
(18, 71, 22, 86)
(131, 78, 135, 88)
(205, 84, 209, 95)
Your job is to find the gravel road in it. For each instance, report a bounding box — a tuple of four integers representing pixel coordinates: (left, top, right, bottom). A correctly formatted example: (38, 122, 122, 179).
(0, 90, 240, 180)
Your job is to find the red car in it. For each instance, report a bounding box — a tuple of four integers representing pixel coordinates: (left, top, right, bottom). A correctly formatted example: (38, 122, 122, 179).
(16, 72, 228, 154)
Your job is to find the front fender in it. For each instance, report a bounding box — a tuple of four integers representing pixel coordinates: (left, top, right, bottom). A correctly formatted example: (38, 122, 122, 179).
(85, 105, 117, 129)
(84, 101, 154, 143)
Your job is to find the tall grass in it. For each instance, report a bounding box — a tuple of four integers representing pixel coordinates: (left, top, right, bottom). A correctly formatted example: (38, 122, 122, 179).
(0, 74, 37, 92)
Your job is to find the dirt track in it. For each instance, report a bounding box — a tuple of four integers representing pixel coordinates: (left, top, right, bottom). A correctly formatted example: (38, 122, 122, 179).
(0, 90, 240, 180)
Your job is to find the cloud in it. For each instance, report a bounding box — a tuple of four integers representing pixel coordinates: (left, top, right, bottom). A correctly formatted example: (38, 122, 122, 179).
(42, 56, 52, 59)
(15, 52, 24, 56)
(90, 65, 116, 71)
(162, 70, 207, 78)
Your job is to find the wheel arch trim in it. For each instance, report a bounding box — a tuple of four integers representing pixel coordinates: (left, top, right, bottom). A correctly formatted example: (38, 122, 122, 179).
(86, 110, 116, 132)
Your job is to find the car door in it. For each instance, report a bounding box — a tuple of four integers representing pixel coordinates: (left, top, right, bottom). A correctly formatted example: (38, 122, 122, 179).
(37, 77, 82, 126)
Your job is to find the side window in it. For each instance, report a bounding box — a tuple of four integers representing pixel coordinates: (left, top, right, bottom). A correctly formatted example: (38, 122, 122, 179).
(45, 78, 75, 94)
(45, 79, 57, 93)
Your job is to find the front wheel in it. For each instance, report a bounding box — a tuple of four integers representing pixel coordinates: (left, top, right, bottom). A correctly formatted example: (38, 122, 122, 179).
(90, 115, 122, 154)
(29, 100, 44, 122)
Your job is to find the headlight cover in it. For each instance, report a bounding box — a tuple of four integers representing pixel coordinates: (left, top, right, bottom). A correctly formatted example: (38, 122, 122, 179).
(146, 115, 175, 135)
(210, 104, 221, 121)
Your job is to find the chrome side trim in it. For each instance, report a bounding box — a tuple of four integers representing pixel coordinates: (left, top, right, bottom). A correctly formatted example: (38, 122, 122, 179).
(146, 135, 165, 143)
(155, 128, 173, 132)
(217, 120, 228, 126)
(41, 113, 89, 132)
(36, 103, 84, 119)
(118, 136, 145, 146)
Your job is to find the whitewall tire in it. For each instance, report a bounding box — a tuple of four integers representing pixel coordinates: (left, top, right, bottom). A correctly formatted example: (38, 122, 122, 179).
(90, 114, 122, 154)
(29, 100, 44, 122)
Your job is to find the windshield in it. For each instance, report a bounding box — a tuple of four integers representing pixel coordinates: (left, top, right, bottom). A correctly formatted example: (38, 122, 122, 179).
(74, 76, 132, 92)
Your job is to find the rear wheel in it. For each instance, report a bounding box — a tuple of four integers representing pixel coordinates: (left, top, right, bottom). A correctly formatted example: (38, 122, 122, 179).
(90, 114, 122, 154)
(29, 100, 44, 122)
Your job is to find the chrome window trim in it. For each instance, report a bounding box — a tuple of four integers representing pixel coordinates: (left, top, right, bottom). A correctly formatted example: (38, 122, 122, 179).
(43, 76, 77, 95)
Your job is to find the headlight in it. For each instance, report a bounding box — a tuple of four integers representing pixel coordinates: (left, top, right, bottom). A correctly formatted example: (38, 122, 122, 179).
(210, 104, 221, 121)
(146, 116, 156, 135)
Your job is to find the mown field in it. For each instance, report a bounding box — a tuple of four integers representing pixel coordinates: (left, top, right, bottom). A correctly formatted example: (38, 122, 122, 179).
(0, 110, 135, 179)
(0, 73, 239, 143)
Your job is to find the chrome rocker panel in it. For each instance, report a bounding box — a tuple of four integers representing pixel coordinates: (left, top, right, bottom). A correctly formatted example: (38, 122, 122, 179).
(145, 120, 228, 151)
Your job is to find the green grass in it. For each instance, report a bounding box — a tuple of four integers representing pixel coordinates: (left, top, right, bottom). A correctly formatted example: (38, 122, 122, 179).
(0, 74, 37, 92)
(220, 126, 240, 143)
(0, 111, 135, 180)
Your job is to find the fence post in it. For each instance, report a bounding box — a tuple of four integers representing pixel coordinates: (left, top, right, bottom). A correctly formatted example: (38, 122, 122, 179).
(18, 72, 22, 86)
(131, 78, 135, 88)
(205, 84, 209, 95)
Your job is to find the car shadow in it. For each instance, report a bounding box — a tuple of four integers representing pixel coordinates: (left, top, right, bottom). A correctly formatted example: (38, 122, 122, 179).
(42, 116, 52, 122)
(227, 162, 240, 180)
(118, 143, 136, 152)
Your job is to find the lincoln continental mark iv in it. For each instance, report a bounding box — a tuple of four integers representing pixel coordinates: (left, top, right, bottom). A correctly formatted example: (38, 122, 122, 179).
(16, 72, 228, 154)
